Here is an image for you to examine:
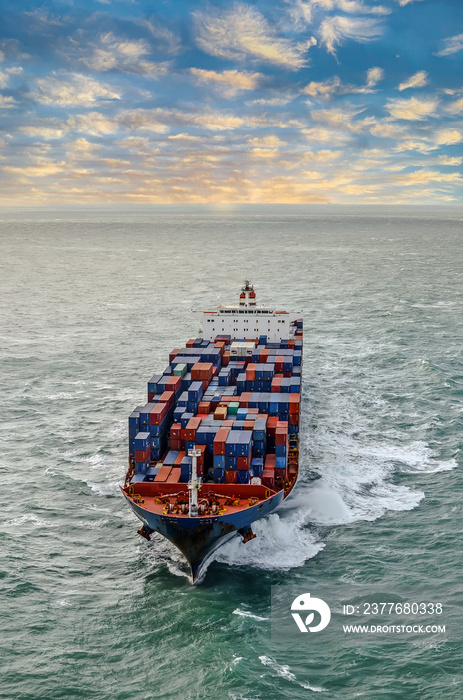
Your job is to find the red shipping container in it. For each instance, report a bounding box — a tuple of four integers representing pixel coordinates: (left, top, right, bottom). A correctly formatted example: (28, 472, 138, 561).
(275, 355, 284, 372)
(170, 439, 183, 451)
(275, 428, 288, 445)
(289, 394, 300, 414)
(247, 408, 259, 415)
(195, 444, 207, 462)
(169, 349, 180, 364)
(222, 351, 230, 366)
(246, 363, 256, 380)
(150, 403, 168, 425)
(265, 454, 276, 468)
(134, 448, 150, 462)
(266, 416, 278, 436)
(198, 401, 211, 415)
(166, 376, 181, 393)
(158, 390, 174, 408)
(271, 377, 281, 393)
(213, 428, 230, 454)
(262, 468, 275, 489)
(276, 420, 288, 429)
(239, 392, 252, 408)
(185, 416, 202, 441)
(166, 468, 181, 483)
(154, 466, 172, 482)
(237, 456, 251, 470)
(289, 413, 299, 426)
(275, 467, 287, 479)
(191, 362, 214, 380)
(186, 339, 196, 348)
(225, 470, 237, 484)
(170, 423, 181, 439)
(221, 420, 234, 428)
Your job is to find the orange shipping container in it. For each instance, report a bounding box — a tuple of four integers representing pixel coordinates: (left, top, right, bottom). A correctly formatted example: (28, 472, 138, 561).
(166, 468, 181, 484)
(154, 466, 172, 482)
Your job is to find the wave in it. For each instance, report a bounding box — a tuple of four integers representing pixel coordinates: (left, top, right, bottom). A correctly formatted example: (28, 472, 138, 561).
(259, 655, 326, 692)
(233, 608, 268, 622)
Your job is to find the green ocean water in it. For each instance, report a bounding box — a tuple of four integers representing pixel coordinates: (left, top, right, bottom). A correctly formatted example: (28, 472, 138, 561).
(1, 205, 461, 699)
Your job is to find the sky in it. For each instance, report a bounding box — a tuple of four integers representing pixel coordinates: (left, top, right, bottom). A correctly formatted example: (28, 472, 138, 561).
(0, 0, 462, 204)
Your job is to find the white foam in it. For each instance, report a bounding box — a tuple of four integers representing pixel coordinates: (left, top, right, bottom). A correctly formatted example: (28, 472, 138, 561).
(259, 656, 326, 692)
(3, 513, 54, 529)
(401, 457, 458, 474)
(306, 428, 429, 523)
(215, 509, 324, 571)
(85, 479, 122, 497)
(233, 608, 268, 621)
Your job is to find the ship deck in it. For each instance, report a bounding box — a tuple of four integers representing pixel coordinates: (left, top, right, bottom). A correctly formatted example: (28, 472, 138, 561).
(121, 481, 281, 518)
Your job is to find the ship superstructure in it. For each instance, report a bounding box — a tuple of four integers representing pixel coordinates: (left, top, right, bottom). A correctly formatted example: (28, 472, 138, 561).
(121, 283, 303, 582)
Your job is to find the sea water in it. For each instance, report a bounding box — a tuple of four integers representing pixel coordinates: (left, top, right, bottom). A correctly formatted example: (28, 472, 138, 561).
(1, 205, 461, 699)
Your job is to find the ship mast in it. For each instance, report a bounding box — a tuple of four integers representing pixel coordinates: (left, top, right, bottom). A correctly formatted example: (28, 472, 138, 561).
(239, 280, 257, 308)
(188, 447, 201, 517)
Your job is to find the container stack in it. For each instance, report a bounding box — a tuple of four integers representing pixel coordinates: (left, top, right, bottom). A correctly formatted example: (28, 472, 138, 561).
(128, 324, 302, 490)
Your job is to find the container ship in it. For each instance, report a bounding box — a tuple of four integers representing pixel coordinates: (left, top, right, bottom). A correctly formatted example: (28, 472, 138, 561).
(121, 282, 303, 582)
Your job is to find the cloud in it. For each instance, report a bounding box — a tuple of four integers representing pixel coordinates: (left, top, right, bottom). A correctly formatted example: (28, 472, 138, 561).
(194, 3, 315, 69)
(398, 70, 428, 91)
(167, 133, 202, 141)
(138, 18, 182, 55)
(446, 97, 463, 114)
(438, 155, 463, 166)
(385, 96, 438, 120)
(319, 16, 384, 55)
(0, 66, 23, 88)
(246, 95, 294, 106)
(395, 0, 425, 5)
(287, 0, 389, 27)
(394, 140, 434, 153)
(68, 138, 99, 153)
(190, 68, 263, 96)
(311, 106, 364, 126)
(370, 121, 405, 138)
(250, 147, 280, 158)
(433, 128, 462, 145)
(435, 33, 463, 57)
(303, 66, 383, 99)
(0, 95, 17, 109)
(23, 8, 67, 28)
(366, 66, 384, 88)
(65, 32, 168, 76)
(117, 109, 170, 134)
(66, 112, 117, 135)
(19, 126, 65, 140)
(302, 126, 351, 144)
(4, 158, 65, 177)
(27, 73, 121, 106)
(249, 135, 286, 147)
(397, 169, 462, 186)
(0, 39, 30, 61)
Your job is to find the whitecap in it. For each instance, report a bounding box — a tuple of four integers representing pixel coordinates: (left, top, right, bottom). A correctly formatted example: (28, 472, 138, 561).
(259, 655, 326, 692)
(233, 608, 268, 621)
(215, 509, 324, 571)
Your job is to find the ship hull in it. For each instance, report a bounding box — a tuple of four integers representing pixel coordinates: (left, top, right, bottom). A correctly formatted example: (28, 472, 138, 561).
(122, 488, 285, 582)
